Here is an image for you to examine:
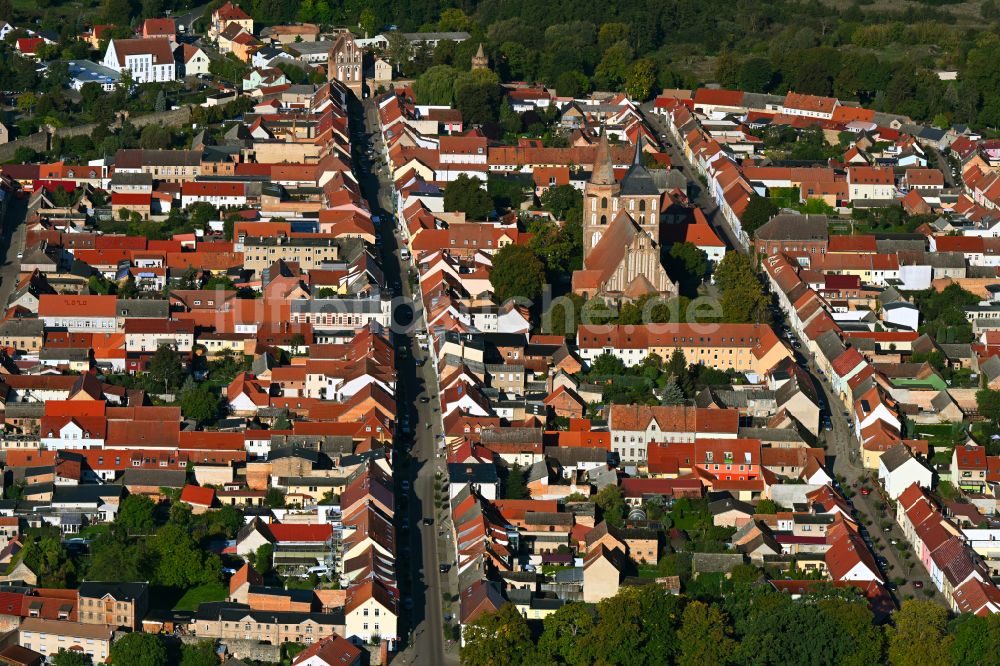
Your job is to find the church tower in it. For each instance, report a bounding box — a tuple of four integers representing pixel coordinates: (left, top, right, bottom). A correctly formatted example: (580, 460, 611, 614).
(618, 135, 660, 239)
(583, 131, 620, 258)
(471, 43, 489, 71)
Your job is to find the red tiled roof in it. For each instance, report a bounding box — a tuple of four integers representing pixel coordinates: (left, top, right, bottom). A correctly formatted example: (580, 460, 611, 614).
(180, 484, 215, 507)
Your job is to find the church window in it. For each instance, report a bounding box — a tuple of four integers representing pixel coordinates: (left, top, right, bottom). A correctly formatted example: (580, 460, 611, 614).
(639, 200, 646, 212)
(600, 215, 607, 225)
(629, 199, 634, 211)
(601, 197, 608, 208)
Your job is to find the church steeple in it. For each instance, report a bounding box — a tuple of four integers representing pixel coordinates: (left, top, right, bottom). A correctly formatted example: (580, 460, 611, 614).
(591, 130, 615, 186)
(471, 43, 489, 71)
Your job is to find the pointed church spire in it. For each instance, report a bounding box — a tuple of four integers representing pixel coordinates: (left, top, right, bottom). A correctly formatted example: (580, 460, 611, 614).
(591, 130, 615, 186)
(633, 134, 644, 166)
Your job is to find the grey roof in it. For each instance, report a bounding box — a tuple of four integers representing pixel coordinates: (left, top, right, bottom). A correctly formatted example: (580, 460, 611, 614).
(939, 343, 972, 361)
(815, 329, 847, 364)
(291, 297, 385, 315)
(982, 356, 1000, 383)
(692, 552, 745, 573)
(927, 252, 967, 268)
(109, 171, 153, 187)
(880, 443, 916, 472)
(878, 287, 903, 306)
(619, 143, 659, 196)
(400, 31, 470, 42)
(738, 427, 806, 443)
(116, 299, 169, 318)
(526, 460, 548, 484)
(480, 427, 541, 445)
(0, 319, 44, 337)
(709, 497, 754, 516)
(285, 41, 334, 57)
(754, 214, 829, 241)
(117, 468, 187, 488)
(547, 447, 607, 466)
(78, 581, 148, 601)
(931, 390, 957, 414)
(448, 463, 499, 485)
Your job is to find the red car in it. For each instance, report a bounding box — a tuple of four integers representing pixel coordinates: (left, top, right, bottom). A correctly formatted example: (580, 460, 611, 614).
(860, 488, 871, 495)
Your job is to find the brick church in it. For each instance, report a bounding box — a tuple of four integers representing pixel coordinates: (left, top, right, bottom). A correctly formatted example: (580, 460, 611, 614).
(572, 133, 677, 302)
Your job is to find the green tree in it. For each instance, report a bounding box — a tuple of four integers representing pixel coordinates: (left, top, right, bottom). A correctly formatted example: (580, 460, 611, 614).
(53, 650, 91, 666)
(254, 543, 274, 577)
(503, 464, 529, 500)
(625, 58, 657, 101)
(536, 601, 595, 665)
(180, 386, 220, 425)
(22, 536, 76, 588)
(741, 194, 779, 236)
(665, 242, 708, 295)
(755, 499, 777, 514)
(415, 65, 458, 105)
(594, 40, 633, 90)
(461, 603, 534, 665)
(888, 600, 953, 666)
(738, 57, 775, 92)
(265, 487, 287, 509)
(386, 31, 413, 73)
(950, 613, 1000, 665)
(180, 640, 219, 666)
(444, 174, 492, 219)
(110, 634, 166, 666)
(555, 70, 590, 97)
(500, 97, 521, 134)
(117, 494, 156, 535)
(541, 185, 583, 219)
(714, 252, 755, 293)
(489, 244, 545, 303)
(977, 388, 1000, 426)
(593, 484, 625, 528)
(677, 601, 737, 666)
(87, 534, 153, 582)
(152, 524, 220, 588)
(149, 345, 185, 392)
(358, 8, 377, 37)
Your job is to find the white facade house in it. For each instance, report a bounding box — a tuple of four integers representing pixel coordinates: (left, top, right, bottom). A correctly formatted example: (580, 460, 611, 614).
(41, 420, 105, 451)
(878, 444, 933, 499)
(103, 38, 176, 83)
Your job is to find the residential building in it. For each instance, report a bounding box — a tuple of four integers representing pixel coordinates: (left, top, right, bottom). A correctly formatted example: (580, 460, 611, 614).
(103, 38, 176, 83)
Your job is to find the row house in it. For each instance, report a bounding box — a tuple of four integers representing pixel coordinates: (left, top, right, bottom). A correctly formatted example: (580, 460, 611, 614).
(607, 404, 739, 464)
(575, 323, 791, 377)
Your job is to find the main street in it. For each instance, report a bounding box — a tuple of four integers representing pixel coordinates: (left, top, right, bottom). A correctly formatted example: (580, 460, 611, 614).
(0, 195, 27, 310)
(640, 101, 940, 603)
(348, 96, 458, 665)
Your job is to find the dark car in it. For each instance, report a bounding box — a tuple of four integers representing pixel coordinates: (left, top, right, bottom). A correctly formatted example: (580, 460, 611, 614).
(423, 517, 434, 525)
(913, 580, 924, 589)
(439, 563, 451, 573)
(419, 396, 430, 403)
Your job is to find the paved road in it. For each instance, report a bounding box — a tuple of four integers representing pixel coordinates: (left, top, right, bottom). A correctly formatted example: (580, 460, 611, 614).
(0, 196, 27, 310)
(644, 102, 943, 604)
(171, 3, 210, 34)
(639, 103, 740, 251)
(348, 97, 458, 665)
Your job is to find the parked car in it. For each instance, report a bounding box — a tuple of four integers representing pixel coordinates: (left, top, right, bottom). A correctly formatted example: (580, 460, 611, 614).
(423, 517, 434, 525)
(860, 487, 871, 495)
(439, 563, 451, 573)
(401, 480, 411, 492)
(913, 580, 924, 589)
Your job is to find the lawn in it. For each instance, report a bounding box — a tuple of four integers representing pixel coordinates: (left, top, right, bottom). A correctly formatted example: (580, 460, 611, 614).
(911, 422, 965, 447)
(172, 582, 227, 611)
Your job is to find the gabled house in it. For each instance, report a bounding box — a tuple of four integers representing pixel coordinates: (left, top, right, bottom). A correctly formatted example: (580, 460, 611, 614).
(878, 444, 932, 500)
